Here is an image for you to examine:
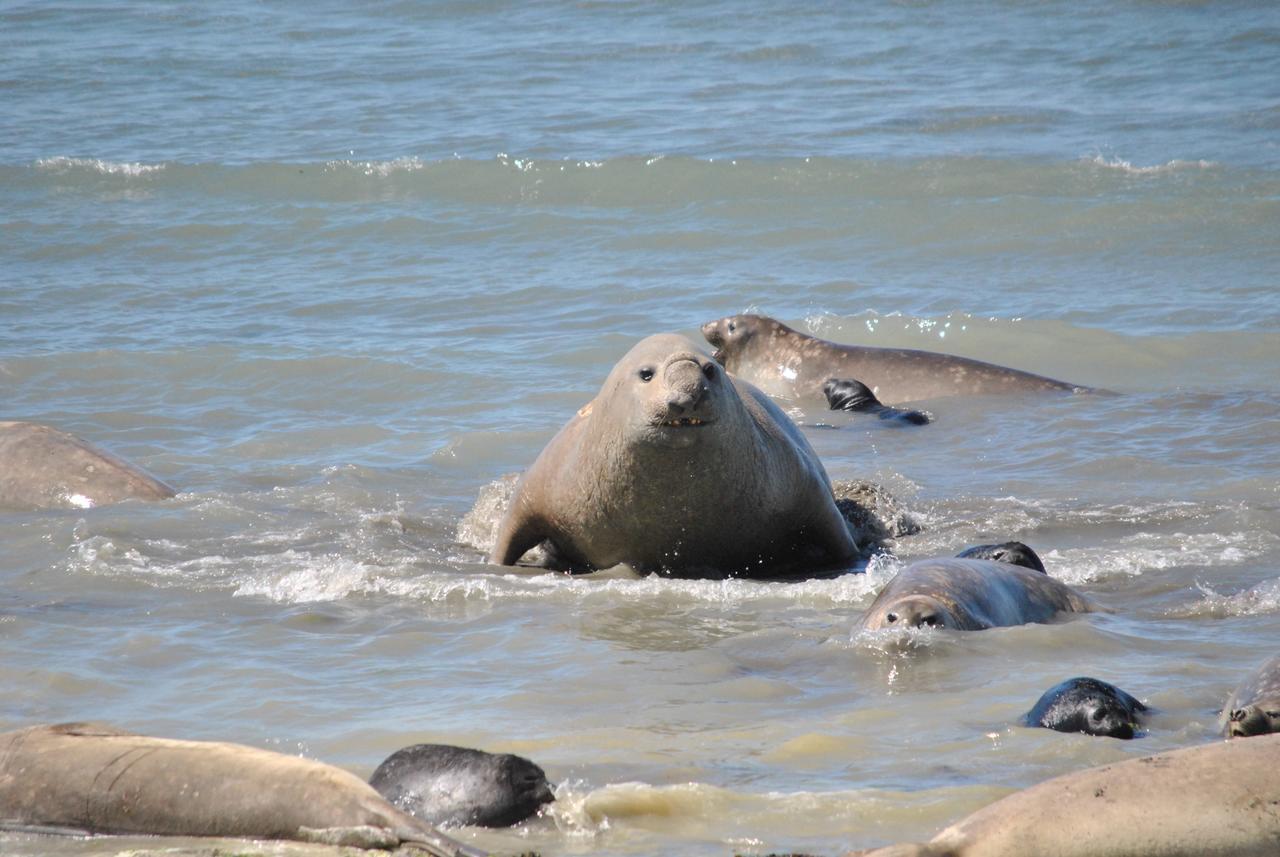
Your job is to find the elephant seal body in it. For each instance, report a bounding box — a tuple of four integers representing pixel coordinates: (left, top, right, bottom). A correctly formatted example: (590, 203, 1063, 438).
(1022, 677, 1147, 739)
(824, 379, 931, 425)
(488, 333, 856, 577)
(0, 722, 483, 857)
(702, 314, 1087, 405)
(0, 422, 175, 510)
(854, 558, 1097, 632)
(369, 743, 554, 827)
(847, 733, 1280, 857)
(955, 541, 1046, 573)
(1222, 653, 1280, 738)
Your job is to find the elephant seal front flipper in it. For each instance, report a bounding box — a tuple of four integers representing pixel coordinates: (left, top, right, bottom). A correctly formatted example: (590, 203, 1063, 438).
(823, 379, 931, 425)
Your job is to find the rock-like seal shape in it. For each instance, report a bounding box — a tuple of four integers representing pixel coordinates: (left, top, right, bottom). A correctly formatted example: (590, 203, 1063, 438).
(954, 541, 1046, 573)
(0, 421, 175, 510)
(846, 733, 1280, 857)
(369, 743, 555, 828)
(1021, 677, 1148, 739)
(702, 314, 1089, 405)
(823, 379, 931, 425)
(488, 333, 856, 577)
(1221, 653, 1280, 738)
(853, 557, 1097, 632)
(0, 722, 485, 857)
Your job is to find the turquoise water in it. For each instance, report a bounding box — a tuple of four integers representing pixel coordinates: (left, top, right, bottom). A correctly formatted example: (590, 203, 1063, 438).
(2, 3, 1279, 855)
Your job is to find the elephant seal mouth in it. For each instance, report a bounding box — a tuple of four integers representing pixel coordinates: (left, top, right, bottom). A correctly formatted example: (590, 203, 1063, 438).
(661, 416, 712, 428)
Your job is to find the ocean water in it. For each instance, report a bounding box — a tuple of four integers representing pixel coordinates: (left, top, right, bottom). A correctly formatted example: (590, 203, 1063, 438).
(2, 2, 1279, 855)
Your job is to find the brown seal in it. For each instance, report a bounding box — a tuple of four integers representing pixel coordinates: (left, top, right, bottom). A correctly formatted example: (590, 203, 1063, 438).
(701, 314, 1089, 405)
(488, 333, 856, 577)
(1221, 653, 1280, 738)
(853, 557, 1097, 632)
(846, 733, 1280, 857)
(0, 722, 485, 857)
(0, 421, 175, 510)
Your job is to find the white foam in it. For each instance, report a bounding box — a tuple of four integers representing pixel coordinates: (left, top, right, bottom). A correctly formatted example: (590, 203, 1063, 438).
(35, 156, 165, 176)
(1083, 154, 1215, 175)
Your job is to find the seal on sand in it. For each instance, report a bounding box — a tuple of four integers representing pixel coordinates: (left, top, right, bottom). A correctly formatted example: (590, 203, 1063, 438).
(0, 421, 175, 510)
(488, 333, 856, 577)
(845, 734, 1280, 857)
(1021, 677, 1148, 739)
(370, 743, 555, 827)
(1221, 653, 1280, 738)
(823, 378, 931, 425)
(853, 557, 1097, 632)
(701, 314, 1089, 405)
(954, 541, 1046, 573)
(0, 722, 484, 857)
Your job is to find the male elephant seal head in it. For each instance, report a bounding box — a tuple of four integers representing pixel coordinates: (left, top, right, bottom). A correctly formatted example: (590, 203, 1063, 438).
(867, 593, 957, 630)
(611, 334, 732, 450)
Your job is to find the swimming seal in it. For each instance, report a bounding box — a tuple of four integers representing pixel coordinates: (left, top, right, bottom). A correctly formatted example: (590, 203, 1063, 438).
(701, 314, 1088, 405)
(1021, 677, 1148, 739)
(0, 722, 484, 857)
(823, 378, 931, 425)
(847, 734, 1280, 857)
(954, 541, 1047, 573)
(1221, 653, 1280, 738)
(370, 743, 555, 827)
(488, 333, 856, 577)
(854, 557, 1097, 632)
(0, 421, 175, 510)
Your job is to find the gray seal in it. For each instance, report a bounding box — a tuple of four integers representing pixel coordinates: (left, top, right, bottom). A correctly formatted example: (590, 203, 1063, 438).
(0, 421, 175, 510)
(701, 314, 1089, 405)
(488, 333, 856, 577)
(1021, 677, 1148, 739)
(854, 557, 1098, 632)
(0, 722, 484, 857)
(369, 743, 554, 827)
(848, 734, 1280, 857)
(1222, 653, 1280, 738)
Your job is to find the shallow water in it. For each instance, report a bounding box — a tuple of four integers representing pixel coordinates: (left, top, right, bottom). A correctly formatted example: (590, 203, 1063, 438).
(3, 2, 1279, 855)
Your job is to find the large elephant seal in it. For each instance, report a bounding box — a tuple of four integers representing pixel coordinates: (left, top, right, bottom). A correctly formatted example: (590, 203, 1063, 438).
(0, 421, 175, 510)
(702, 314, 1089, 405)
(1021, 677, 1148, 739)
(1221, 653, 1280, 738)
(369, 743, 554, 827)
(846, 733, 1280, 857)
(0, 722, 485, 857)
(488, 333, 856, 577)
(853, 556, 1097, 632)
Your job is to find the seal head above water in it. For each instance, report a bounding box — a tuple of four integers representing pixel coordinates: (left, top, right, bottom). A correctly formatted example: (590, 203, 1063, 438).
(369, 743, 554, 828)
(1222, 653, 1280, 738)
(823, 378, 931, 425)
(1022, 677, 1148, 739)
(702, 313, 1089, 405)
(488, 333, 856, 577)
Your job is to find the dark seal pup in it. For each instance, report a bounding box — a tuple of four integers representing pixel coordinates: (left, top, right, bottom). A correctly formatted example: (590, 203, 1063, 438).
(854, 557, 1098, 632)
(1222, 653, 1280, 738)
(955, 541, 1047, 573)
(1022, 677, 1148, 739)
(0, 421, 175, 510)
(823, 378, 931, 425)
(370, 744, 555, 827)
(848, 733, 1280, 857)
(488, 333, 856, 577)
(702, 313, 1089, 405)
(0, 722, 484, 857)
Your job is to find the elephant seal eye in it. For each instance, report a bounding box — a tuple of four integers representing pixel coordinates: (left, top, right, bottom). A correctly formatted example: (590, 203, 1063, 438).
(702, 363, 717, 379)
(728, 322, 737, 333)
(639, 367, 655, 382)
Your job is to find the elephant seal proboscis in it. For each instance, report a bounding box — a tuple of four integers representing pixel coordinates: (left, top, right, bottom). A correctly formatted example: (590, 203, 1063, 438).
(1221, 653, 1280, 738)
(701, 314, 1090, 405)
(823, 378, 931, 425)
(0, 722, 485, 857)
(853, 557, 1097, 632)
(0, 421, 175, 510)
(488, 333, 856, 577)
(1021, 677, 1148, 739)
(369, 743, 554, 827)
(845, 733, 1280, 857)
(955, 541, 1047, 573)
